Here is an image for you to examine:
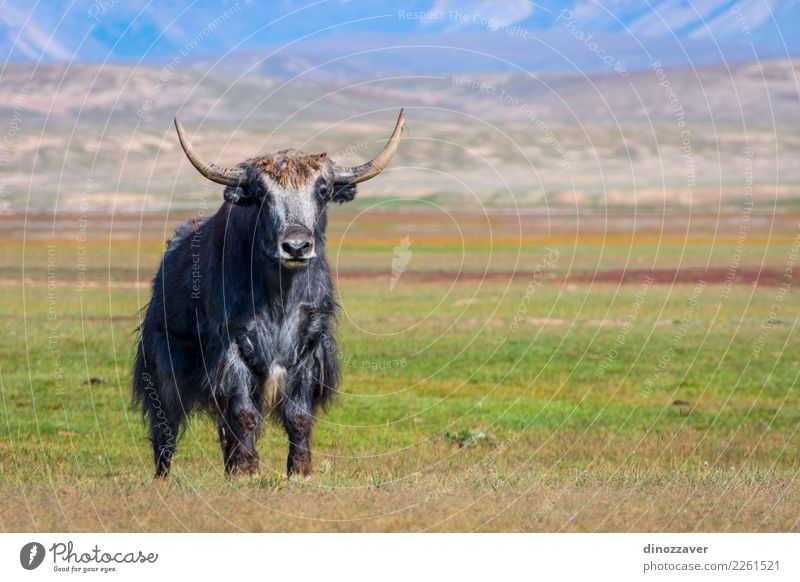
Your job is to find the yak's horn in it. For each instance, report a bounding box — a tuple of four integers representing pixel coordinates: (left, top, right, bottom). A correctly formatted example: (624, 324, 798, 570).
(333, 109, 405, 184)
(174, 117, 245, 187)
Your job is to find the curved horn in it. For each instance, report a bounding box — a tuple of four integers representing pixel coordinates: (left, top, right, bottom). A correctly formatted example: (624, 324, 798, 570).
(333, 109, 405, 184)
(174, 116, 245, 187)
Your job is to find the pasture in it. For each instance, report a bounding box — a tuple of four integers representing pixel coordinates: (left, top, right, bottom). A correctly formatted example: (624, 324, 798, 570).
(0, 203, 798, 531)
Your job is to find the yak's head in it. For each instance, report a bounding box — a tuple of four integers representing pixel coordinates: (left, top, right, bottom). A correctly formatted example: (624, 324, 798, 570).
(174, 110, 405, 269)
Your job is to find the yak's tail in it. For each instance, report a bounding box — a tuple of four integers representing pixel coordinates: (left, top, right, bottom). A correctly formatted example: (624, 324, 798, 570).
(131, 300, 152, 411)
(131, 313, 162, 422)
(131, 336, 151, 415)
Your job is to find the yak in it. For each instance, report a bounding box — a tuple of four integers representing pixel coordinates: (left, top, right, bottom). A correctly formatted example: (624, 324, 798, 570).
(133, 110, 405, 477)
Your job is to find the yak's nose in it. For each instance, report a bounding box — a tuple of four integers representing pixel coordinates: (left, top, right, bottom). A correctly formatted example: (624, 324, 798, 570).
(279, 225, 316, 262)
(281, 239, 312, 258)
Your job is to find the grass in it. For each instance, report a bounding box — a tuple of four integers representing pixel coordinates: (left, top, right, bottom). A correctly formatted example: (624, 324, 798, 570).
(0, 206, 798, 531)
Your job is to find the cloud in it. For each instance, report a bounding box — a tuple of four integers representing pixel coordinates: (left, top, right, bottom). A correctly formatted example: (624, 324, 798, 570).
(0, 2, 72, 59)
(423, 0, 534, 29)
(688, 0, 776, 40)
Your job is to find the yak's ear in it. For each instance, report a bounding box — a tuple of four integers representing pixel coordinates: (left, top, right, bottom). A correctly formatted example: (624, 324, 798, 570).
(223, 165, 260, 205)
(331, 183, 357, 204)
(223, 186, 247, 204)
(224, 182, 263, 206)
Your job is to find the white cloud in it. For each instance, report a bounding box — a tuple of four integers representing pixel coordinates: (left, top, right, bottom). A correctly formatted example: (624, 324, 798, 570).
(688, 0, 776, 40)
(0, 2, 72, 59)
(423, 0, 534, 29)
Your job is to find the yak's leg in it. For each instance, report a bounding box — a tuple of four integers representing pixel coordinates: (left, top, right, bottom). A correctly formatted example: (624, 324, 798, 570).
(220, 402, 260, 475)
(282, 385, 315, 477)
(283, 400, 314, 477)
(137, 365, 182, 478)
(139, 375, 181, 477)
(281, 335, 336, 478)
(217, 344, 261, 475)
(151, 412, 180, 478)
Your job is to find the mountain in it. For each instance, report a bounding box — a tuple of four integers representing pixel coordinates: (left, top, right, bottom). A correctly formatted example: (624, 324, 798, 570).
(0, 58, 797, 211)
(2, 58, 796, 124)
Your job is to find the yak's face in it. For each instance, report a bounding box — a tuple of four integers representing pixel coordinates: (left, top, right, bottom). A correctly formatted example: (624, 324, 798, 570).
(173, 109, 405, 269)
(224, 150, 357, 269)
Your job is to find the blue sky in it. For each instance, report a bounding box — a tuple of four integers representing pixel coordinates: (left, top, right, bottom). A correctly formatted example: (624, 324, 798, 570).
(2, 1, 797, 74)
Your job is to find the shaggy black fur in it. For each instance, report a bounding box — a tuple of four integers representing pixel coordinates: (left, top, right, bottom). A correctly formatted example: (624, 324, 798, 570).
(133, 162, 354, 477)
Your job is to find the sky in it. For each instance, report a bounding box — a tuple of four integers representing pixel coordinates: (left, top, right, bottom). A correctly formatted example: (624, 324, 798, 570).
(1, 0, 797, 75)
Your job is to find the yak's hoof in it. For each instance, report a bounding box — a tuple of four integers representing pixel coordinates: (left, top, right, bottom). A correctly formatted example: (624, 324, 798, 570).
(226, 458, 260, 476)
(238, 464, 260, 476)
(287, 454, 312, 478)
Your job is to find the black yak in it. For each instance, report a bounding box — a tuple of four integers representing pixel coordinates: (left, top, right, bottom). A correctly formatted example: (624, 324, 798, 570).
(133, 110, 405, 477)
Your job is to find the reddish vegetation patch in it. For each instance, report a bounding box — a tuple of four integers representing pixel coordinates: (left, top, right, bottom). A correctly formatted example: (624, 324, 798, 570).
(333, 267, 786, 286)
(1, 268, 785, 288)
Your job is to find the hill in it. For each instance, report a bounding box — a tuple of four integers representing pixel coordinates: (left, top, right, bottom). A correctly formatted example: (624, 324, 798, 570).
(0, 59, 797, 210)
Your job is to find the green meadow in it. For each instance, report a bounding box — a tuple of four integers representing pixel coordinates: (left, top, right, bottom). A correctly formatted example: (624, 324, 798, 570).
(0, 207, 798, 531)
